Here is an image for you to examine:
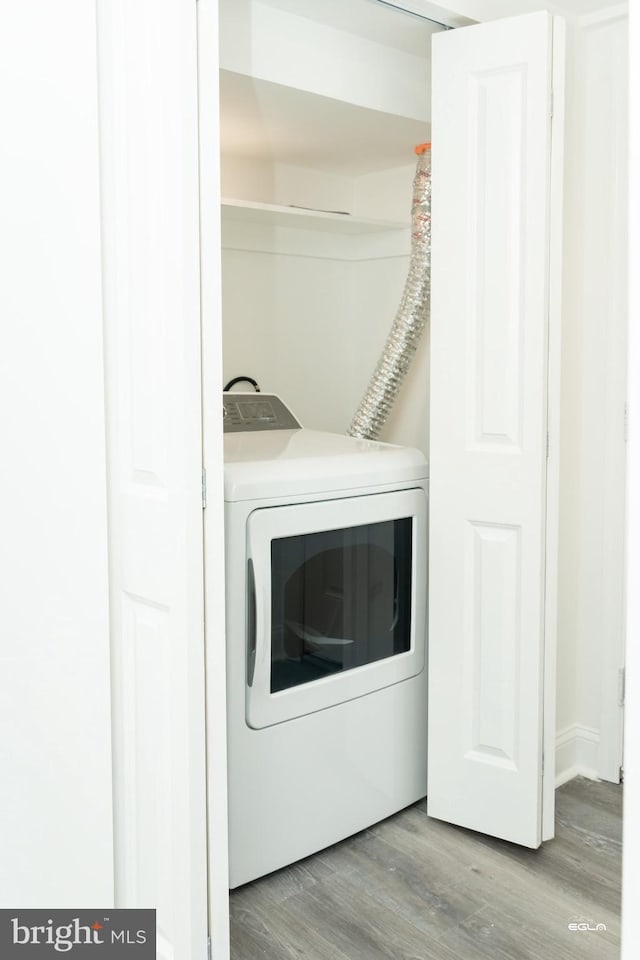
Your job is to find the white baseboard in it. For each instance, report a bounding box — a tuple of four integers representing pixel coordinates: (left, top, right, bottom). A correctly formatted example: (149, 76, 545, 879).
(555, 724, 600, 787)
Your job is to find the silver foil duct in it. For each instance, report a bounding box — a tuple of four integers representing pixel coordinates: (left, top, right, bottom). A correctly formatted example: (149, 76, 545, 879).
(348, 144, 431, 440)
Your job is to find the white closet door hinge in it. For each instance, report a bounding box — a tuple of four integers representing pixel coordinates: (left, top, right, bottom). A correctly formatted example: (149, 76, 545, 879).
(202, 467, 207, 509)
(546, 431, 550, 460)
(619, 667, 626, 707)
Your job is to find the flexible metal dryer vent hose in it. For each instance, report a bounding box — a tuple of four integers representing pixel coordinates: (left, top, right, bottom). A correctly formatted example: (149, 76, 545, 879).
(348, 143, 431, 440)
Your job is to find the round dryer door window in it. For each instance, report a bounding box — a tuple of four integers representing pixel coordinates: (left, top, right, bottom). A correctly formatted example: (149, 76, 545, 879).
(271, 517, 412, 693)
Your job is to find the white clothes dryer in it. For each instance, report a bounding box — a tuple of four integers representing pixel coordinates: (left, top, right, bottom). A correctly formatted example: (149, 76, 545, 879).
(223, 393, 428, 888)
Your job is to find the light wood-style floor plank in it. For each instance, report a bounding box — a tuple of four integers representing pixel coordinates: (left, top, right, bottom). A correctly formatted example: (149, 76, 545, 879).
(230, 777, 622, 960)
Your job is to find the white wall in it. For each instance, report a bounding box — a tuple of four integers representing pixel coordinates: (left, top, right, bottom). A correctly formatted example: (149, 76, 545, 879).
(221, 156, 430, 454)
(221, 226, 429, 452)
(0, 2, 113, 905)
(222, 245, 354, 430)
(556, 8, 628, 783)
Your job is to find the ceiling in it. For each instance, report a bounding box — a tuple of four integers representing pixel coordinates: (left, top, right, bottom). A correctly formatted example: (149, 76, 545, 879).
(257, 0, 446, 54)
(423, 0, 627, 22)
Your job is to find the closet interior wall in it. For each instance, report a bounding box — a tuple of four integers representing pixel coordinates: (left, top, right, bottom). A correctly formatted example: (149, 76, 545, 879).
(218, 0, 445, 457)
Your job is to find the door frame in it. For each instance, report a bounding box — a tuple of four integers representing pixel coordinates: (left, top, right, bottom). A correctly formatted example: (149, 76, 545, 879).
(197, 1, 231, 957)
(543, 13, 566, 838)
(195, 0, 624, 956)
(197, 3, 551, 956)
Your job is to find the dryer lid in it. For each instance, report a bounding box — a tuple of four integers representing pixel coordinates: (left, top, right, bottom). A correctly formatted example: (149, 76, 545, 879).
(223, 428, 428, 501)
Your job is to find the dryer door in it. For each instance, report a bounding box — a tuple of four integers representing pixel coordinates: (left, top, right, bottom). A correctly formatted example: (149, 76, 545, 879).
(246, 488, 427, 729)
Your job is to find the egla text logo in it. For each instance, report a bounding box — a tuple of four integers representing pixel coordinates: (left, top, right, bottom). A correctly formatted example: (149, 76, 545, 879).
(567, 920, 607, 932)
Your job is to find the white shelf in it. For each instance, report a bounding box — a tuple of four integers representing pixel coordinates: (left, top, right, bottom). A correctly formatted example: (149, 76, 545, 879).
(221, 198, 407, 235)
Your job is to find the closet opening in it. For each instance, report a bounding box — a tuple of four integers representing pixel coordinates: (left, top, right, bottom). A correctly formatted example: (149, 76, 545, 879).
(217, 0, 443, 448)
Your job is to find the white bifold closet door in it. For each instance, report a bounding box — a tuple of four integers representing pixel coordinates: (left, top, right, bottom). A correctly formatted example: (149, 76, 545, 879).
(97, 1, 209, 957)
(427, 11, 564, 848)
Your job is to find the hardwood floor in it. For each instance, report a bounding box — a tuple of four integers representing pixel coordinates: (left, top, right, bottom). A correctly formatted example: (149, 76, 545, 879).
(229, 777, 622, 960)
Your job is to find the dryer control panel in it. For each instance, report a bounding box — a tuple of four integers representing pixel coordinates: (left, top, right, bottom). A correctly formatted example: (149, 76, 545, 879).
(223, 393, 301, 432)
